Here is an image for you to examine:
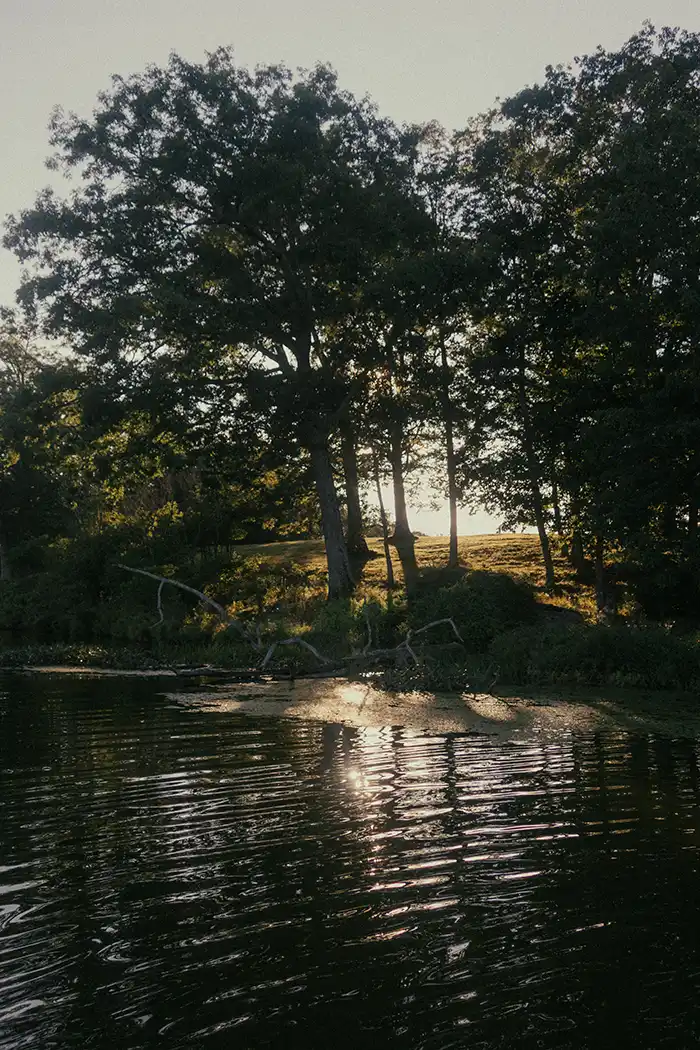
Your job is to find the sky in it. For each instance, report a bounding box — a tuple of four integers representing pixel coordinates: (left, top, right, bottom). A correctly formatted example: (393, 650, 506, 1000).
(2, 0, 699, 534)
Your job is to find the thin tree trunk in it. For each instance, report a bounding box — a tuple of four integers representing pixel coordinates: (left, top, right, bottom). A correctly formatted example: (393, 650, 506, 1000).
(552, 474, 563, 534)
(0, 529, 10, 582)
(567, 493, 587, 576)
(340, 414, 370, 557)
(570, 530, 586, 575)
(389, 425, 418, 592)
(373, 453, 395, 589)
(531, 485, 556, 592)
(594, 534, 614, 617)
(440, 331, 460, 569)
(517, 353, 555, 591)
(689, 497, 698, 539)
(309, 435, 354, 600)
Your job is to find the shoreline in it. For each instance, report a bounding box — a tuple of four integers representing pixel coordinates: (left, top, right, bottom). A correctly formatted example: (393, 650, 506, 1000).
(167, 679, 700, 739)
(5, 665, 699, 740)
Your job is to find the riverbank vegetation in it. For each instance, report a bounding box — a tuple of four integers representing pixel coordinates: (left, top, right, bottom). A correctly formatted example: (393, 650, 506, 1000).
(3, 25, 700, 692)
(2, 534, 700, 694)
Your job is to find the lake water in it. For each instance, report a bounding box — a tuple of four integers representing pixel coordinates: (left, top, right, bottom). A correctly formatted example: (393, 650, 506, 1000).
(1, 675, 700, 1048)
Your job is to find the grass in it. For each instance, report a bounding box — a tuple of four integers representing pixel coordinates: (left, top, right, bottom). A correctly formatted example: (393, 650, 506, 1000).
(237, 532, 563, 588)
(237, 533, 598, 620)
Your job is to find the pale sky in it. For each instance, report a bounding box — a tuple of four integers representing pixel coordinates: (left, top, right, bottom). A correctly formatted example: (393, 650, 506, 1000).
(2, 0, 698, 534)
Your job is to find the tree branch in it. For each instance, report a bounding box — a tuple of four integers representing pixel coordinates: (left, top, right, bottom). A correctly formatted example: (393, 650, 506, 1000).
(118, 563, 229, 619)
(151, 579, 165, 628)
(117, 567, 465, 680)
(118, 564, 260, 649)
(260, 637, 330, 669)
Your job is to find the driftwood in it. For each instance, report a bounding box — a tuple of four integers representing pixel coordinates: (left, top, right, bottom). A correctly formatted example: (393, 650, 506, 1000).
(261, 637, 329, 669)
(356, 616, 465, 668)
(151, 580, 165, 628)
(118, 565, 467, 678)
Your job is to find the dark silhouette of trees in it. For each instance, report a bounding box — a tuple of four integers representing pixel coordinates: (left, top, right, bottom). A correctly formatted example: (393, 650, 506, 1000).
(6, 25, 700, 619)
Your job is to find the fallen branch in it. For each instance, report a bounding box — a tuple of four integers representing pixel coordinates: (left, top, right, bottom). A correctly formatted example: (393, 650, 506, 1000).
(362, 618, 465, 667)
(408, 618, 464, 645)
(151, 580, 165, 628)
(118, 564, 263, 651)
(260, 637, 330, 670)
(119, 564, 229, 621)
(117, 566, 465, 680)
(117, 564, 330, 668)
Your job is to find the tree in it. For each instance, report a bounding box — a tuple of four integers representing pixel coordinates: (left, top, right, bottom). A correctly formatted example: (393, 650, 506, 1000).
(0, 320, 84, 579)
(5, 51, 424, 599)
(455, 23, 700, 608)
(452, 118, 574, 590)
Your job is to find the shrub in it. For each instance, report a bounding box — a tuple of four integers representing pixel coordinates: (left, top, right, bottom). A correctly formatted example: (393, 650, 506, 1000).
(302, 600, 362, 661)
(408, 570, 537, 653)
(489, 622, 700, 691)
(0, 643, 165, 669)
(357, 597, 406, 651)
(620, 555, 700, 622)
(215, 555, 318, 617)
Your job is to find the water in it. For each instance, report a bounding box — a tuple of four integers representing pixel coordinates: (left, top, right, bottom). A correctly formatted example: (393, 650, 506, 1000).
(1, 676, 700, 1049)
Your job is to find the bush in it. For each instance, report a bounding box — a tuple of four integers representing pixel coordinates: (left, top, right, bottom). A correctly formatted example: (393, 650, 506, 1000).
(408, 570, 537, 653)
(0, 643, 165, 669)
(490, 622, 700, 691)
(216, 556, 320, 617)
(620, 554, 700, 622)
(305, 600, 358, 658)
(358, 598, 406, 651)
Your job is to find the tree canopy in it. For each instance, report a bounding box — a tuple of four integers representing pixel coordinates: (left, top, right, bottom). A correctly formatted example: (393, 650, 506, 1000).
(5, 23, 700, 626)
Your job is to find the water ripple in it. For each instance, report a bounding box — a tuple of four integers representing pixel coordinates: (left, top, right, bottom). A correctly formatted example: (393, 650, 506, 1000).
(1, 678, 700, 1047)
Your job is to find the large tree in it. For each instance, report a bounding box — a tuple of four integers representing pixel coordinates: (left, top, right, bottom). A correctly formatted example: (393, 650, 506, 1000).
(454, 23, 700, 607)
(5, 51, 424, 599)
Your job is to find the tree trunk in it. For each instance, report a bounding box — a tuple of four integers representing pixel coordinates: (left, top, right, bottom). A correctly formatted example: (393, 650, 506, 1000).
(373, 453, 395, 589)
(594, 534, 614, 617)
(339, 414, 370, 557)
(532, 487, 556, 592)
(570, 530, 586, 575)
(552, 475, 563, 534)
(0, 529, 10, 582)
(440, 332, 460, 569)
(517, 355, 555, 591)
(567, 493, 587, 576)
(388, 426, 418, 592)
(689, 497, 698, 539)
(309, 435, 354, 600)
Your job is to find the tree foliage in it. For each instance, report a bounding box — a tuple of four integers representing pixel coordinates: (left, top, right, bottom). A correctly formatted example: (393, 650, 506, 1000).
(4, 24, 700, 630)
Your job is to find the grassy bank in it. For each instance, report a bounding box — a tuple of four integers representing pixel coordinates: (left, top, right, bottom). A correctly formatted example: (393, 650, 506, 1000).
(2, 533, 699, 694)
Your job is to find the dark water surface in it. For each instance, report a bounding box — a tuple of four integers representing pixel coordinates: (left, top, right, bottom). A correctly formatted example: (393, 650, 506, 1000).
(2, 676, 700, 1048)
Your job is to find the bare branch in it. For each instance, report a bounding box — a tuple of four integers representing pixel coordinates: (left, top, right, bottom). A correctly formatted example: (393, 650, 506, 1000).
(404, 641, 419, 665)
(118, 564, 228, 618)
(117, 566, 465, 682)
(362, 604, 373, 654)
(151, 579, 165, 628)
(261, 637, 330, 670)
(359, 618, 466, 671)
(410, 618, 464, 644)
(118, 564, 331, 668)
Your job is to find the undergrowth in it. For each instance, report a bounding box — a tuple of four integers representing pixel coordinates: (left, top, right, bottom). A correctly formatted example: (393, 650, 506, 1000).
(2, 533, 700, 694)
